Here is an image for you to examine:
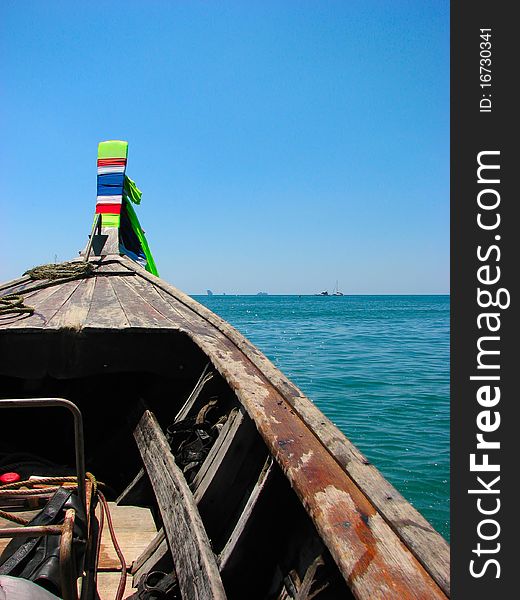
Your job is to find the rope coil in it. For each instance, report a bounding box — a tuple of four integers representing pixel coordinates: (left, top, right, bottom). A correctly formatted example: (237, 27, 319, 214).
(0, 295, 35, 316)
(24, 262, 94, 281)
(0, 261, 95, 318)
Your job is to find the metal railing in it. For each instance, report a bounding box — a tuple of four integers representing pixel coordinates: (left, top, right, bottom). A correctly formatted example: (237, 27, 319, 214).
(0, 398, 86, 517)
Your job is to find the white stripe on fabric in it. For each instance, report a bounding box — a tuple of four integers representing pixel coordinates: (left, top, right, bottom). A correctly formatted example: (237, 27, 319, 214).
(96, 195, 123, 204)
(97, 166, 126, 175)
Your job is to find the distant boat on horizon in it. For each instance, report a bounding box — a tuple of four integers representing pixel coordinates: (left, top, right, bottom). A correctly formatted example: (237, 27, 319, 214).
(316, 290, 329, 296)
(332, 280, 344, 296)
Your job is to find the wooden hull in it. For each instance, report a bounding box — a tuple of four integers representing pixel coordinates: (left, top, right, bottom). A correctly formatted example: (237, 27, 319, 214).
(0, 257, 449, 599)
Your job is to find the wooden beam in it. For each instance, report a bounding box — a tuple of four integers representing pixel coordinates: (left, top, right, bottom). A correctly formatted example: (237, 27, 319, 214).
(218, 458, 274, 571)
(175, 363, 213, 422)
(115, 468, 148, 507)
(132, 406, 265, 583)
(190, 408, 241, 494)
(134, 410, 227, 600)
(131, 408, 244, 580)
(120, 364, 214, 507)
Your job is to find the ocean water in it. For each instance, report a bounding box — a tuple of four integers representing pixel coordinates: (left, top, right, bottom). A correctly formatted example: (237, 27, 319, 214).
(194, 294, 450, 541)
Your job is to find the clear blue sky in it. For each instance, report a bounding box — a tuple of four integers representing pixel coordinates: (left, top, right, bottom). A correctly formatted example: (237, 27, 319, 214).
(1, 1, 449, 294)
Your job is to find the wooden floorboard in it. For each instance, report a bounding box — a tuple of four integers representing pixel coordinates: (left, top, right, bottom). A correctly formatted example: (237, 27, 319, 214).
(3, 280, 82, 329)
(94, 260, 133, 274)
(97, 503, 157, 571)
(126, 276, 189, 327)
(84, 277, 130, 328)
(96, 503, 156, 598)
(47, 278, 96, 329)
(110, 277, 173, 328)
(96, 571, 135, 600)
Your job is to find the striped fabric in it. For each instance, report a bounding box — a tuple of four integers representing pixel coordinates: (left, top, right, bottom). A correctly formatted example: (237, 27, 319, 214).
(98, 165, 126, 175)
(96, 141, 128, 225)
(96, 204, 122, 214)
(91, 140, 159, 275)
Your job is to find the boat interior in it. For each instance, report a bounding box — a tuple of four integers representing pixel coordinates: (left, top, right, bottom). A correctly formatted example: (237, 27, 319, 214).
(0, 328, 351, 599)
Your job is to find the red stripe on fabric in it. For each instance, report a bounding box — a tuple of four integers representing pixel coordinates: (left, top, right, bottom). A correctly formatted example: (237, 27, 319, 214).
(96, 204, 122, 214)
(97, 158, 127, 166)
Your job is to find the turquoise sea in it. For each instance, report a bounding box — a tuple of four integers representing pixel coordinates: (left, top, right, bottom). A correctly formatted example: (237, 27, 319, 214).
(195, 294, 450, 541)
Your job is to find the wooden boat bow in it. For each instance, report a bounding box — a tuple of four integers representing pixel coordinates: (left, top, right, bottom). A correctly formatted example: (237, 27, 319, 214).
(0, 142, 449, 600)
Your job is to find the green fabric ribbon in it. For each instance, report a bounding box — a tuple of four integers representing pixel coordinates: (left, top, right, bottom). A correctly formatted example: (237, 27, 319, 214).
(124, 199, 159, 276)
(124, 175, 142, 205)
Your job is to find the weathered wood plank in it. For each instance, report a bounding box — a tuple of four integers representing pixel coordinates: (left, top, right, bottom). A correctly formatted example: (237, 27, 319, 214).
(110, 277, 173, 328)
(132, 408, 246, 579)
(155, 288, 192, 321)
(0, 274, 31, 293)
(96, 571, 134, 599)
(0, 282, 53, 328)
(134, 410, 227, 600)
(119, 364, 214, 508)
(0, 278, 39, 298)
(116, 469, 146, 507)
(150, 287, 222, 342)
(97, 503, 157, 571)
(129, 366, 214, 578)
(84, 277, 129, 328)
(122, 276, 189, 328)
(3, 280, 82, 329)
(94, 259, 133, 274)
(46, 278, 96, 329)
(131, 528, 166, 575)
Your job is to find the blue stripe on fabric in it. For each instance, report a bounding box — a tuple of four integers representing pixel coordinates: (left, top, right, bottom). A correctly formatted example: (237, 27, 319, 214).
(98, 183, 124, 195)
(97, 173, 124, 186)
(97, 172, 124, 195)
